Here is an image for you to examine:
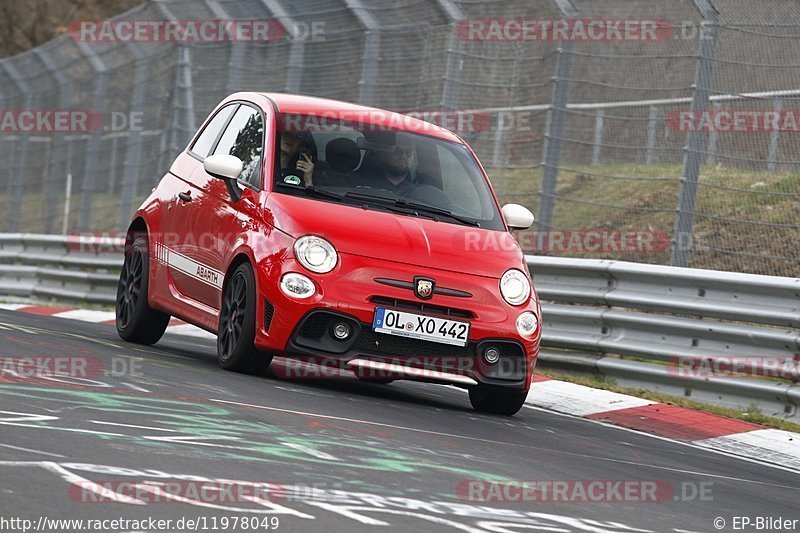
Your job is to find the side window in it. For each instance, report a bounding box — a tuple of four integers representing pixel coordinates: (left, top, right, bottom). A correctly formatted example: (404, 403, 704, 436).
(214, 105, 264, 186)
(190, 105, 237, 158)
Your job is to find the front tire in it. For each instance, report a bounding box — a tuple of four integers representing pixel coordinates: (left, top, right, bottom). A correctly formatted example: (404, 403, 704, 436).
(469, 385, 527, 416)
(116, 234, 170, 345)
(218, 262, 273, 374)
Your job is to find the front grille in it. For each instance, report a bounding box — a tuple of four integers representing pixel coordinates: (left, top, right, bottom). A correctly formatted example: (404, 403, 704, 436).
(298, 312, 329, 339)
(353, 329, 473, 359)
(369, 296, 474, 319)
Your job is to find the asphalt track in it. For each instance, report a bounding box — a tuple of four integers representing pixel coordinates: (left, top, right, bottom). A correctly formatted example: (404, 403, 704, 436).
(0, 308, 797, 533)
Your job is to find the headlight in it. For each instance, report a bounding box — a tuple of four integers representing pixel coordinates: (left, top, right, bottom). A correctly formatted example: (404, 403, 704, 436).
(294, 235, 338, 274)
(516, 312, 539, 337)
(280, 273, 316, 299)
(500, 269, 531, 306)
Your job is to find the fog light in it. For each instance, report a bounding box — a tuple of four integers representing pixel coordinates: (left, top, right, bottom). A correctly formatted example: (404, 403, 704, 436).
(483, 346, 501, 365)
(516, 311, 538, 337)
(333, 322, 351, 340)
(280, 273, 316, 299)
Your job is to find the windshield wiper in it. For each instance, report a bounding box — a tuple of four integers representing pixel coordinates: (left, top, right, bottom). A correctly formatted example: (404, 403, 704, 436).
(344, 191, 481, 227)
(278, 183, 346, 202)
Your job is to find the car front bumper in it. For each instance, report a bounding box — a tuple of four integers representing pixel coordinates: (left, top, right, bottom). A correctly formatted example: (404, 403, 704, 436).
(253, 252, 541, 390)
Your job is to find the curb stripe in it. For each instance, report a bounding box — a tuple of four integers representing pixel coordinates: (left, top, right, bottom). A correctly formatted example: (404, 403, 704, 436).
(584, 403, 762, 441)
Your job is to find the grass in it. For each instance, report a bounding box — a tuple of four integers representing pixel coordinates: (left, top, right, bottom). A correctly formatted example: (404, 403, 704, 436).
(538, 368, 800, 433)
(489, 163, 799, 277)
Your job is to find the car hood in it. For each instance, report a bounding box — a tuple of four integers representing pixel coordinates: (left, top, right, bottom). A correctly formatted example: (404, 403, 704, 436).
(265, 193, 525, 278)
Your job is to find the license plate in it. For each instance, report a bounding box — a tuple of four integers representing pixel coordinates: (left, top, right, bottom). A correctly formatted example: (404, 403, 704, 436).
(372, 307, 470, 347)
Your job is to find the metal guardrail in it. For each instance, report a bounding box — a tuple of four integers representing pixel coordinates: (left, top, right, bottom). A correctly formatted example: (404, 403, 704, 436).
(529, 255, 800, 418)
(0, 234, 798, 417)
(0, 233, 121, 304)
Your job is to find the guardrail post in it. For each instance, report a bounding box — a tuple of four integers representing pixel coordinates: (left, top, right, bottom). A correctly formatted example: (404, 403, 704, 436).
(645, 105, 658, 165)
(592, 110, 604, 166)
(670, 0, 719, 267)
(767, 98, 783, 173)
(705, 101, 721, 165)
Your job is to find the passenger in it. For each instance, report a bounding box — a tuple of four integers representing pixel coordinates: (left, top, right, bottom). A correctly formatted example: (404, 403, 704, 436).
(279, 131, 317, 186)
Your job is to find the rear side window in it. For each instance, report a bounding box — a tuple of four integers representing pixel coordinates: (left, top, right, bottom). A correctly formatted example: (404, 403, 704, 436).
(190, 105, 237, 158)
(214, 105, 264, 186)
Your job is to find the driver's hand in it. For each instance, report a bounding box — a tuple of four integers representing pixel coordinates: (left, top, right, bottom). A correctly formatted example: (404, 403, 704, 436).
(297, 153, 315, 186)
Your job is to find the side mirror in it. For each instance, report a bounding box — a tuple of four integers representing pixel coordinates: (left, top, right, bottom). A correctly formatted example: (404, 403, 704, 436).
(502, 204, 535, 231)
(204, 154, 243, 180)
(204, 154, 244, 202)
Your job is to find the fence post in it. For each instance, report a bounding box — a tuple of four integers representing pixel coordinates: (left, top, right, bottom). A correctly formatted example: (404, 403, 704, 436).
(1, 61, 31, 232)
(592, 110, 605, 166)
(118, 43, 149, 230)
(261, 0, 306, 92)
(670, 0, 719, 267)
(767, 98, 783, 173)
(34, 48, 72, 234)
(538, 40, 575, 230)
(438, 0, 466, 110)
(344, 0, 381, 106)
(169, 44, 196, 155)
(75, 41, 108, 232)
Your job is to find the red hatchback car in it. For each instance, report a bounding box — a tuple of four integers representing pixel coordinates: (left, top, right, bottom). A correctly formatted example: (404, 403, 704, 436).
(116, 93, 541, 415)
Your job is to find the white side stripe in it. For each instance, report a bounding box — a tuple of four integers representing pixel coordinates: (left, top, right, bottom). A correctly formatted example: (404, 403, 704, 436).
(155, 243, 224, 290)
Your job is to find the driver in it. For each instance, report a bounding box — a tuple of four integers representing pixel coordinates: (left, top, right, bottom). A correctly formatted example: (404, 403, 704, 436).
(279, 131, 316, 186)
(358, 137, 418, 195)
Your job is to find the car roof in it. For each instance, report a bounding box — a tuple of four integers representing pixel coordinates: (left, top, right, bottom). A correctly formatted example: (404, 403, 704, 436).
(257, 92, 463, 143)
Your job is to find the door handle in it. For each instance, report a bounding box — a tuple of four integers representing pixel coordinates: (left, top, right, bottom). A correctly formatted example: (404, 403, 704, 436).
(178, 192, 192, 203)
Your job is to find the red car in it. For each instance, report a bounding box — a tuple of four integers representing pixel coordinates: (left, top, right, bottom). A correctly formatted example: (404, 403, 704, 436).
(116, 93, 541, 415)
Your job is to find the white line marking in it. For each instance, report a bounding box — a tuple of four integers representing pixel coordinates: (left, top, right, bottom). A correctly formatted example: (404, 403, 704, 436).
(121, 382, 150, 393)
(0, 443, 66, 458)
(280, 442, 339, 461)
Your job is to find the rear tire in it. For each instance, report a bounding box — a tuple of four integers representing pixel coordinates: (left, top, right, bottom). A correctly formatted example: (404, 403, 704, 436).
(469, 385, 527, 416)
(218, 262, 273, 374)
(116, 234, 170, 345)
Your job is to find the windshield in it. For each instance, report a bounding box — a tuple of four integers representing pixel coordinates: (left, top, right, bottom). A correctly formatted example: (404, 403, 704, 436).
(273, 113, 504, 230)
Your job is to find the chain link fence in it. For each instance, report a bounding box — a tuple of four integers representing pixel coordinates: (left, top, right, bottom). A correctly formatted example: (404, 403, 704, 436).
(0, 0, 797, 276)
